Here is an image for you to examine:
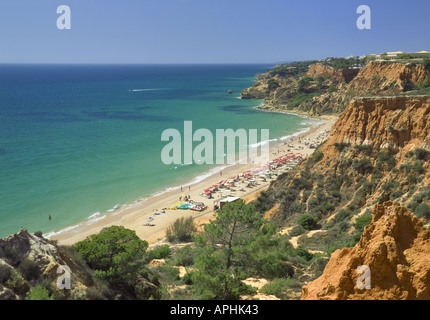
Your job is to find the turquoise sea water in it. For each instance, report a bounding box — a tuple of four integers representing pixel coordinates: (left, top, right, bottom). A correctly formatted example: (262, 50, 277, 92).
(0, 64, 314, 238)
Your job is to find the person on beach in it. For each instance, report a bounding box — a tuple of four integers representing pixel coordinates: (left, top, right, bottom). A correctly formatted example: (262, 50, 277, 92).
(49, 215, 51, 221)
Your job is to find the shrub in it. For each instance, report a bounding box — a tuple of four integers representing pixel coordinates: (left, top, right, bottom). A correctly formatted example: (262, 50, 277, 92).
(5, 269, 28, 294)
(312, 257, 328, 277)
(390, 190, 403, 200)
(402, 79, 416, 91)
(413, 160, 424, 174)
(166, 217, 197, 243)
(333, 209, 353, 224)
(171, 245, 195, 266)
(73, 226, 148, 283)
(155, 265, 181, 283)
(297, 214, 318, 230)
(260, 278, 299, 298)
(18, 258, 40, 281)
(147, 245, 170, 261)
(289, 225, 306, 237)
(414, 148, 430, 160)
(293, 248, 313, 261)
(408, 174, 418, 184)
(352, 158, 373, 174)
(415, 203, 430, 219)
(312, 152, 324, 162)
(33, 231, 44, 238)
(423, 58, 430, 70)
(267, 78, 280, 90)
(354, 144, 372, 155)
(355, 214, 372, 232)
(376, 151, 395, 171)
(182, 272, 193, 285)
(261, 260, 294, 279)
(25, 285, 54, 300)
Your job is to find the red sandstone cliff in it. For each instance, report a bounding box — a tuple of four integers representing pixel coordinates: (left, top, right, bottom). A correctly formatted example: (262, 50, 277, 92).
(301, 201, 430, 300)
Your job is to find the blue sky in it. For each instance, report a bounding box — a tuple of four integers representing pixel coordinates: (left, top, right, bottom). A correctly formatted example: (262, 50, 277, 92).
(0, 0, 429, 64)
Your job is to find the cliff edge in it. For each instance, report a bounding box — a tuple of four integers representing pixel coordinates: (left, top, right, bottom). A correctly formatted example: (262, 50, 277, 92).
(301, 201, 430, 300)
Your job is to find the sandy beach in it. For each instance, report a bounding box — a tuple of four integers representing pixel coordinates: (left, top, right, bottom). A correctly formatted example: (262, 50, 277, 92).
(50, 114, 337, 246)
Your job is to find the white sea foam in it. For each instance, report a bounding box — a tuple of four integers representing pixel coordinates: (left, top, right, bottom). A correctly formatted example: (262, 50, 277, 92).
(87, 212, 101, 220)
(279, 127, 311, 140)
(129, 88, 170, 92)
(248, 138, 278, 149)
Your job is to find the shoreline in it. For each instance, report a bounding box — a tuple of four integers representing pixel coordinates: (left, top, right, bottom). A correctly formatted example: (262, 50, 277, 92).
(50, 111, 337, 246)
(255, 102, 339, 121)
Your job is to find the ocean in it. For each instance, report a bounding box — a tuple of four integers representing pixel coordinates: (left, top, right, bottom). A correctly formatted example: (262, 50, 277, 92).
(0, 64, 316, 238)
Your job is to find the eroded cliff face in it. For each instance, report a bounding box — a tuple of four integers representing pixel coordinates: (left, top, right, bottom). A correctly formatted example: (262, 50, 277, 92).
(0, 229, 91, 299)
(306, 63, 359, 84)
(349, 61, 429, 94)
(301, 201, 430, 300)
(241, 61, 430, 116)
(321, 95, 430, 154)
(265, 95, 430, 218)
(255, 95, 430, 296)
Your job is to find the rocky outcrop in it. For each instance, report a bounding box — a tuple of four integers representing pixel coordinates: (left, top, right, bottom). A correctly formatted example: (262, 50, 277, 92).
(0, 228, 91, 300)
(322, 95, 430, 152)
(301, 201, 430, 300)
(306, 63, 359, 84)
(241, 60, 430, 116)
(349, 61, 429, 94)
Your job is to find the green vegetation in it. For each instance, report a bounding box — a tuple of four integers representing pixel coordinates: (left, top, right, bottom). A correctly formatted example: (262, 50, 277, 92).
(326, 57, 366, 69)
(397, 54, 413, 60)
(297, 213, 318, 230)
(297, 77, 314, 92)
(74, 226, 148, 283)
(423, 58, 430, 70)
(376, 151, 396, 171)
(267, 78, 280, 90)
(402, 78, 416, 91)
(270, 60, 319, 77)
(354, 144, 373, 156)
(288, 93, 319, 109)
(352, 158, 373, 174)
(414, 148, 430, 161)
(312, 151, 324, 162)
(25, 285, 54, 300)
(334, 142, 351, 152)
(146, 245, 170, 261)
(260, 277, 300, 298)
(355, 214, 372, 232)
(190, 200, 274, 299)
(166, 216, 197, 243)
(407, 188, 430, 219)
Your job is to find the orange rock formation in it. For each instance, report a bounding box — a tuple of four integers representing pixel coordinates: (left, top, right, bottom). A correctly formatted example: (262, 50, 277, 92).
(301, 201, 430, 300)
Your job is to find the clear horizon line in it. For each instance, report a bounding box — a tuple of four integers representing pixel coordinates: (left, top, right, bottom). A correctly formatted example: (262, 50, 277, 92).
(0, 61, 280, 66)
